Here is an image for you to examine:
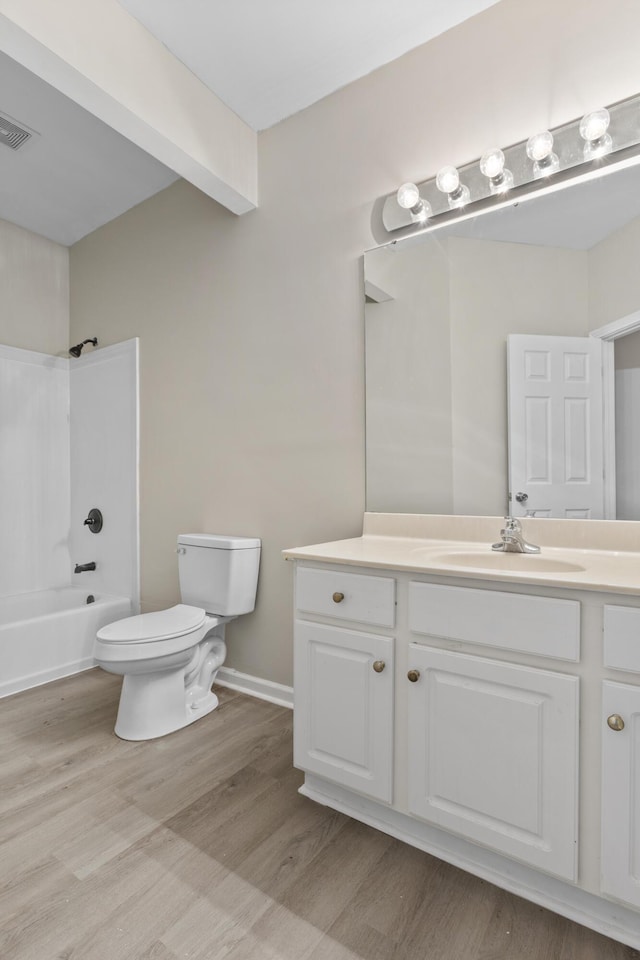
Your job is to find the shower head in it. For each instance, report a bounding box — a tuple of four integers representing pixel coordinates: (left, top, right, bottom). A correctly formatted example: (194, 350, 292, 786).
(69, 337, 98, 358)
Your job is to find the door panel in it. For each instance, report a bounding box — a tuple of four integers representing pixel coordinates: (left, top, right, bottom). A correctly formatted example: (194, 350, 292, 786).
(508, 334, 604, 518)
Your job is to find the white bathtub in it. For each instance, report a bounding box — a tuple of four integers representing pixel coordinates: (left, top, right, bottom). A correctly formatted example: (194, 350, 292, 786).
(0, 586, 131, 699)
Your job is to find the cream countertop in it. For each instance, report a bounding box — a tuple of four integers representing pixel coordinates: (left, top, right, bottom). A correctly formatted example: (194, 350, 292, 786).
(283, 513, 640, 595)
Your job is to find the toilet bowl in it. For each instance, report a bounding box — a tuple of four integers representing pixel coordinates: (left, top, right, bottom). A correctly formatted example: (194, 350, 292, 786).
(95, 534, 260, 741)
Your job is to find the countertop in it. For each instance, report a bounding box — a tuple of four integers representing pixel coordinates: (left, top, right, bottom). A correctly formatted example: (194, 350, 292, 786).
(283, 514, 640, 595)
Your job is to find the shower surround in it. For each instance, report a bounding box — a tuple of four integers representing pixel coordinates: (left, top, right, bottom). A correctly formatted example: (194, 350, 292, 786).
(0, 339, 139, 697)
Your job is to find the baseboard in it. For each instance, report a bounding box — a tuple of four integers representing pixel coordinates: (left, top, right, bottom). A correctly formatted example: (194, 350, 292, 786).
(215, 666, 293, 709)
(0, 657, 95, 700)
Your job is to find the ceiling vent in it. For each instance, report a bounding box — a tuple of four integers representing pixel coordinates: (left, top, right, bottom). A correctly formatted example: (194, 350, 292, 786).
(0, 113, 32, 151)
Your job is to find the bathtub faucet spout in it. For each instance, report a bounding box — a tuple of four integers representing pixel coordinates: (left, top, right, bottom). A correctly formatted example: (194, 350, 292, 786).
(74, 561, 96, 573)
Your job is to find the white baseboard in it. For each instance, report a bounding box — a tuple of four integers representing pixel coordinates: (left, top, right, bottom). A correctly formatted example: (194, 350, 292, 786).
(0, 657, 95, 700)
(215, 666, 293, 709)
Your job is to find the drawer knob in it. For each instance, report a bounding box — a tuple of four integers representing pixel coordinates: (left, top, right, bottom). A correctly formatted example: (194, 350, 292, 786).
(607, 714, 625, 732)
(372, 660, 385, 673)
(332, 592, 345, 604)
(407, 669, 420, 683)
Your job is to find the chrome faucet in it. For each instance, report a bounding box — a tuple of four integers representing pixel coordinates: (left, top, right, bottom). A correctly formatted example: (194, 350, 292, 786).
(492, 517, 540, 554)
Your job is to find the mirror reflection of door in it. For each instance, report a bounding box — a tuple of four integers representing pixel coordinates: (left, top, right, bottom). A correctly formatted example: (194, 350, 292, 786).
(615, 328, 640, 520)
(507, 335, 605, 519)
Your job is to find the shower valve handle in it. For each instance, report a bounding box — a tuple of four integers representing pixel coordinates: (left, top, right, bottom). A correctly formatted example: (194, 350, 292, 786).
(83, 508, 103, 533)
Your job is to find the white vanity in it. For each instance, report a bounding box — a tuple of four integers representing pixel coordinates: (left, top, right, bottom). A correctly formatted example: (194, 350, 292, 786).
(284, 513, 640, 949)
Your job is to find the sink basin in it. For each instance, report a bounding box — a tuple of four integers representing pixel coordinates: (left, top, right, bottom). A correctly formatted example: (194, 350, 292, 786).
(427, 552, 586, 574)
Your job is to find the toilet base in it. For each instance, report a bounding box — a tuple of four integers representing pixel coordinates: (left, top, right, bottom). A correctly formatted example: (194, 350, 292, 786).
(113, 630, 228, 741)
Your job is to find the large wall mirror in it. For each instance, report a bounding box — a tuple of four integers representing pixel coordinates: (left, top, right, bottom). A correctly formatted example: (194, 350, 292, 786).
(365, 164, 640, 520)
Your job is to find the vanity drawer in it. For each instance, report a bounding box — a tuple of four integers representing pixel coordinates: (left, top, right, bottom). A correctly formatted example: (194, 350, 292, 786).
(604, 605, 640, 672)
(408, 582, 580, 660)
(296, 566, 395, 628)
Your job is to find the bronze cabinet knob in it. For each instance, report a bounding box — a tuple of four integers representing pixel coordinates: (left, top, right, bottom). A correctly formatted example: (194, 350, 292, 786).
(372, 660, 385, 673)
(407, 669, 420, 683)
(332, 592, 345, 603)
(607, 714, 625, 731)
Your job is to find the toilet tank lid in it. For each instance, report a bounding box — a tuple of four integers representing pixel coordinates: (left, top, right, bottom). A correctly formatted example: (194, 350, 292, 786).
(178, 534, 261, 550)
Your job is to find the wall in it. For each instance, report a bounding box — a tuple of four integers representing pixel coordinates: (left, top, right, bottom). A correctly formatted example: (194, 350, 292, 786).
(0, 217, 68, 354)
(70, 0, 640, 686)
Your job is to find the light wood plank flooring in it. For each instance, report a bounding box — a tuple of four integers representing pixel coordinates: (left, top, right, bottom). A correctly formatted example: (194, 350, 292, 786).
(1, 669, 638, 960)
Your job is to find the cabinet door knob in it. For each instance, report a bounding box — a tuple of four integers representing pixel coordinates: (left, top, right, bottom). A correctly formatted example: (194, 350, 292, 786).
(607, 714, 625, 731)
(332, 592, 345, 603)
(372, 660, 385, 673)
(407, 669, 420, 683)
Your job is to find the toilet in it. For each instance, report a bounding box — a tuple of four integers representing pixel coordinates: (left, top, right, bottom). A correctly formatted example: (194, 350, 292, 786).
(94, 533, 260, 741)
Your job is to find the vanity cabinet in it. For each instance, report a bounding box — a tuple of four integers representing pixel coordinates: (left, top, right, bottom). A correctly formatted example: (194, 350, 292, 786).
(601, 680, 640, 909)
(406, 644, 578, 880)
(293, 566, 395, 802)
(601, 604, 640, 910)
(287, 544, 640, 948)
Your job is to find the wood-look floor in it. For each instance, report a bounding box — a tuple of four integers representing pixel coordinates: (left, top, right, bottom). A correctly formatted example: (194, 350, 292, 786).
(1, 670, 639, 960)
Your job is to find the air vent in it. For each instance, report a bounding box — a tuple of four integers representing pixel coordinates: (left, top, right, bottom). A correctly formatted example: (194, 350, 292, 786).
(0, 114, 32, 151)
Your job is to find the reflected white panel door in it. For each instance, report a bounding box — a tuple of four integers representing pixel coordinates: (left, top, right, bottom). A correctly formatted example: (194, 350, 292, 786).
(407, 645, 579, 881)
(601, 680, 640, 909)
(294, 621, 394, 802)
(507, 334, 605, 518)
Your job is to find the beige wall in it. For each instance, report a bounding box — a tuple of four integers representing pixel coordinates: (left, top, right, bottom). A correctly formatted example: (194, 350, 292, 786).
(70, 0, 640, 686)
(1, 218, 68, 354)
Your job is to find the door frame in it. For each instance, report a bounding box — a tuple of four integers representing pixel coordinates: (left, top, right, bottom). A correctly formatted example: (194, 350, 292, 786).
(590, 310, 640, 519)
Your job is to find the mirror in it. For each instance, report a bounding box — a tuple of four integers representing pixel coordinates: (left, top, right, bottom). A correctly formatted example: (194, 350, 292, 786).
(365, 164, 640, 519)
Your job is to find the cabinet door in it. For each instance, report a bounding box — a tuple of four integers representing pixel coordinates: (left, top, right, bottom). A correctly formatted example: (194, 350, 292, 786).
(601, 680, 640, 908)
(407, 645, 579, 881)
(294, 620, 394, 802)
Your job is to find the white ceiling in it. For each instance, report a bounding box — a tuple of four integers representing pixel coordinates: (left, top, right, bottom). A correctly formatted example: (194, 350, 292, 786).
(0, 51, 178, 246)
(117, 0, 502, 131)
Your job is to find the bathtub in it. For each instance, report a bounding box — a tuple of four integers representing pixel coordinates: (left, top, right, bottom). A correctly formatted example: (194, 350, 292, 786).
(0, 586, 131, 699)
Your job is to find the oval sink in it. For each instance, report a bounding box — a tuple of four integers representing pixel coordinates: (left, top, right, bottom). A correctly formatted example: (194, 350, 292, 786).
(429, 552, 586, 574)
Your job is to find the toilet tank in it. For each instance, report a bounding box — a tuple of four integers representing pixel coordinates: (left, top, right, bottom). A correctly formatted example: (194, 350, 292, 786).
(177, 534, 261, 616)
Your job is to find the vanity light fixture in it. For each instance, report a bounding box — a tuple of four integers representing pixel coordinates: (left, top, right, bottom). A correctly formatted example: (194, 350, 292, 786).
(435, 165, 470, 209)
(396, 182, 431, 223)
(525, 131, 560, 178)
(579, 108, 612, 160)
(383, 91, 640, 239)
(479, 148, 514, 194)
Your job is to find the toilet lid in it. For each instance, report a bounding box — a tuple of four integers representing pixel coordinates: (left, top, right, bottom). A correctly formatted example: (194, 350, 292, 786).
(97, 604, 207, 643)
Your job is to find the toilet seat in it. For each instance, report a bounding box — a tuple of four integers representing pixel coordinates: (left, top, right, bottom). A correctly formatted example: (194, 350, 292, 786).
(97, 604, 206, 644)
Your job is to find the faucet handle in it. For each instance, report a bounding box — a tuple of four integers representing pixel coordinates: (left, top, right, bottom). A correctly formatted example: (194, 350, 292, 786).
(504, 516, 522, 531)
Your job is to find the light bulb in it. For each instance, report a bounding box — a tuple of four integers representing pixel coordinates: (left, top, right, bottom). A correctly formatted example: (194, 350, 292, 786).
(396, 182, 431, 223)
(579, 108, 612, 160)
(396, 182, 420, 209)
(479, 148, 513, 194)
(436, 165, 470, 209)
(480, 148, 505, 179)
(526, 131, 554, 162)
(579, 108, 610, 143)
(526, 130, 559, 178)
(436, 165, 460, 194)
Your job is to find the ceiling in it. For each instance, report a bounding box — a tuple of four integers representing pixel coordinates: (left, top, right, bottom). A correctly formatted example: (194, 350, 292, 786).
(0, 51, 178, 246)
(0, 0, 502, 245)
(117, 0, 502, 131)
